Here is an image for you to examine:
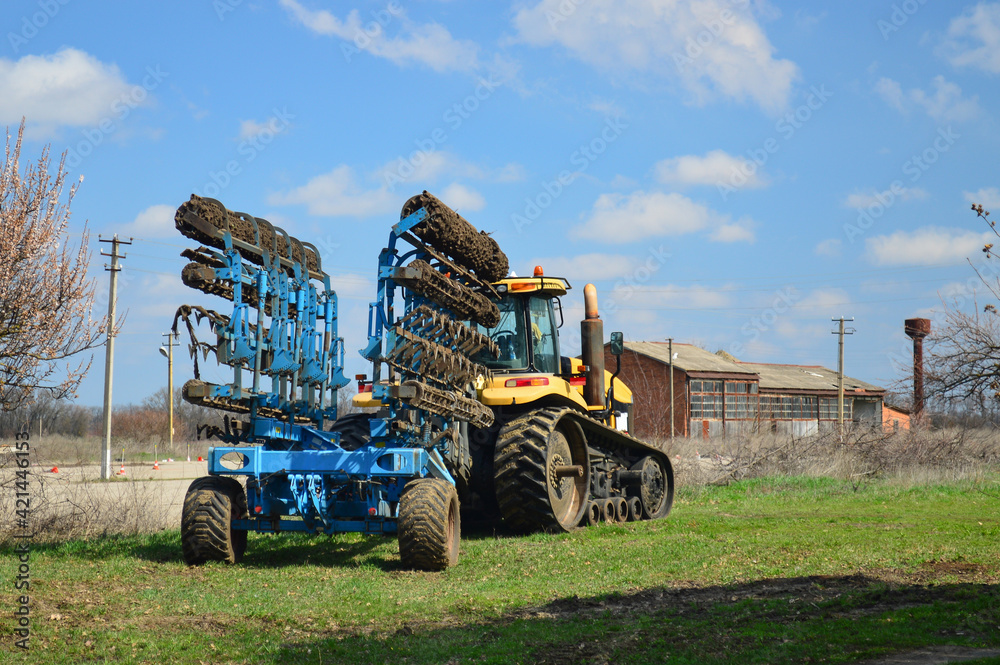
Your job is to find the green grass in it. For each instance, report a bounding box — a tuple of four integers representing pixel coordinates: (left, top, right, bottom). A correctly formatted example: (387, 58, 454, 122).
(4, 475, 999, 664)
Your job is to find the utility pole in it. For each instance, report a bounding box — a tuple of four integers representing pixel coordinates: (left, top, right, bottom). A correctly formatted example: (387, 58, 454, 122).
(160, 331, 180, 458)
(99, 235, 131, 479)
(831, 316, 855, 441)
(667, 337, 675, 438)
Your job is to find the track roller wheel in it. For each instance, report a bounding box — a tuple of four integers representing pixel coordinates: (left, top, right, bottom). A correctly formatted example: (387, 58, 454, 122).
(599, 498, 615, 524)
(493, 408, 590, 533)
(626, 497, 643, 522)
(398, 478, 460, 571)
(611, 497, 628, 524)
(634, 455, 674, 520)
(181, 476, 248, 565)
(585, 501, 601, 526)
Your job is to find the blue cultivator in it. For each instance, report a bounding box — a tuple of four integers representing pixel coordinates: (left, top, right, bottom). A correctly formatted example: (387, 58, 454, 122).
(175, 192, 504, 570)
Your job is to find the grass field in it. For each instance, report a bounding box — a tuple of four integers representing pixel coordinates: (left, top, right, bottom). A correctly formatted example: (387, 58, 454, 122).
(4, 474, 999, 664)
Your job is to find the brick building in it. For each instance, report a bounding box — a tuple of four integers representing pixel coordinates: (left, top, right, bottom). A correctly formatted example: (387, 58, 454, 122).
(605, 341, 886, 440)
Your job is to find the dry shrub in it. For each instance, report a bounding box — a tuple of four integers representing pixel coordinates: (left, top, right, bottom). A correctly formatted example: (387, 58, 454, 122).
(653, 426, 1000, 488)
(0, 466, 172, 544)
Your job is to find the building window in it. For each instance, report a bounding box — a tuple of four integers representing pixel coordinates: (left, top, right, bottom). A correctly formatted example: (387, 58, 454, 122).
(724, 381, 758, 420)
(759, 395, 818, 420)
(819, 397, 853, 420)
(690, 380, 723, 419)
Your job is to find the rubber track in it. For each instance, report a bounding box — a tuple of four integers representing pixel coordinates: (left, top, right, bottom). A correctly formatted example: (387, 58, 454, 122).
(396, 260, 500, 328)
(397, 478, 459, 571)
(175, 194, 318, 273)
(493, 407, 571, 533)
(402, 191, 509, 283)
(181, 476, 247, 565)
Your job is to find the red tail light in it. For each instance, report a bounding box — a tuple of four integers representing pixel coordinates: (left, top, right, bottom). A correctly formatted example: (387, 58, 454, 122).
(504, 377, 550, 388)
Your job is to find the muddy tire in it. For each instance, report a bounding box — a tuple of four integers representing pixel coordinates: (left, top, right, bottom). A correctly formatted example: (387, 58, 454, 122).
(493, 408, 590, 533)
(398, 478, 460, 571)
(181, 476, 248, 565)
(328, 413, 372, 451)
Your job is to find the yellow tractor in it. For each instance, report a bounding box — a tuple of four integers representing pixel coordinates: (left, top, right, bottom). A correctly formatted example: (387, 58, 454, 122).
(357, 264, 674, 533)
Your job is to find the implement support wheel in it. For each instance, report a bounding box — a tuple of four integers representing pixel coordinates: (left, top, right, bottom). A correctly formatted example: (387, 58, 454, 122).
(181, 476, 248, 565)
(398, 478, 460, 571)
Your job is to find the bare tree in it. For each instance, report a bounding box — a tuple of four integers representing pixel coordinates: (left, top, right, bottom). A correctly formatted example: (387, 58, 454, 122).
(923, 205, 1000, 414)
(0, 119, 111, 411)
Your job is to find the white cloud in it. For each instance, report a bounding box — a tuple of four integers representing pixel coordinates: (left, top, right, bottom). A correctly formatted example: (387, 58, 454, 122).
(376, 151, 484, 189)
(575, 191, 711, 242)
(866, 227, 994, 266)
(574, 191, 753, 244)
(0, 49, 135, 136)
(875, 75, 981, 122)
(611, 283, 733, 311)
(115, 204, 176, 239)
(439, 183, 485, 212)
(280, 0, 479, 73)
(710, 220, 755, 243)
(512, 0, 799, 113)
(238, 116, 291, 140)
(268, 165, 398, 217)
(376, 151, 523, 191)
(814, 238, 842, 257)
(493, 163, 527, 182)
(588, 99, 626, 118)
(910, 75, 981, 122)
(528, 253, 648, 282)
(874, 77, 905, 112)
(939, 2, 1000, 74)
(844, 187, 927, 209)
(655, 150, 767, 189)
(964, 187, 1000, 210)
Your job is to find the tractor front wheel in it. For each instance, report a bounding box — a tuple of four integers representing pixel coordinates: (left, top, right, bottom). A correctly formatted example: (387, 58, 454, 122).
(181, 476, 248, 565)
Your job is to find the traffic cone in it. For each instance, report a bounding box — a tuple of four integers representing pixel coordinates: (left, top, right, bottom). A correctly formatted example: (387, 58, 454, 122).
(152, 459, 160, 470)
(197, 456, 204, 462)
(117, 463, 126, 476)
(49, 466, 59, 473)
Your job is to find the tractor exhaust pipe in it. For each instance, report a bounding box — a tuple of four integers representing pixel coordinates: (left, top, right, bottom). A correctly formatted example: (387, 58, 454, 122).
(581, 284, 605, 407)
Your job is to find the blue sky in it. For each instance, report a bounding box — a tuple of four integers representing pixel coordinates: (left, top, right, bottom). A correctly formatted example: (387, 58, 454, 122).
(4, 0, 1000, 407)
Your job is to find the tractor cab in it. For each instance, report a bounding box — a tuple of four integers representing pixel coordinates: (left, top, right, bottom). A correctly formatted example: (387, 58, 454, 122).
(474, 268, 568, 376)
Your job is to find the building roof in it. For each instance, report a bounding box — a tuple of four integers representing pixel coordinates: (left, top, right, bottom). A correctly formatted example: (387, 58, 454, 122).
(621, 342, 757, 376)
(735, 361, 883, 394)
(620, 341, 884, 394)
